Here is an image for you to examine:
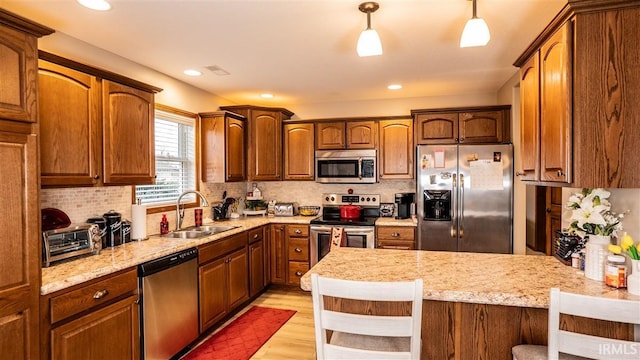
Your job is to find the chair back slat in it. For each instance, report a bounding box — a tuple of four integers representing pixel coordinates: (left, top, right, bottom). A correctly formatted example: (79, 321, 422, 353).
(311, 274, 423, 359)
(557, 290, 640, 324)
(558, 330, 640, 360)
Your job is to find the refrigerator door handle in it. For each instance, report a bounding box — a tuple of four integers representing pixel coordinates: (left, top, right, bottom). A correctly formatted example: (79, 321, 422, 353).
(451, 173, 457, 238)
(459, 174, 464, 238)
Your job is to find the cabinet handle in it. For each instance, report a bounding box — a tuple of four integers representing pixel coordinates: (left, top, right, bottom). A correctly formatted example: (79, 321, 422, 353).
(515, 172, 523, 176)
(459, 137, 465, 142)
(294, 247, 302, 253)
(391, 232, 400, 237)
(93, 289, 109, 299)
(295, 271, 303, 276)
(295, 229, 302, 234)
(253, 234, 259, 239)
(557, 170, 565, 177)
(454, 137, 459, 142)
(93, 174, 100, 180)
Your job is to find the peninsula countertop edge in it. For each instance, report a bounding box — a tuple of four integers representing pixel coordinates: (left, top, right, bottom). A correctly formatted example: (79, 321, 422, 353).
(299, 248, 639, 308)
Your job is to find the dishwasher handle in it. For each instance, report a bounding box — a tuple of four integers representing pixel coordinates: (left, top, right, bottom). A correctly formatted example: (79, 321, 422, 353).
(138, 248, 198, 277)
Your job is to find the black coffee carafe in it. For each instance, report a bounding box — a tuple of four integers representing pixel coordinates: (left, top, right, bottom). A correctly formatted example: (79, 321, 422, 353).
(212, 198, 235, 221)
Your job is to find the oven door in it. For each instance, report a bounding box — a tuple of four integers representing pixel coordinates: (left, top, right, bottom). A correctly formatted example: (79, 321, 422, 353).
(310, 225, 375, 266)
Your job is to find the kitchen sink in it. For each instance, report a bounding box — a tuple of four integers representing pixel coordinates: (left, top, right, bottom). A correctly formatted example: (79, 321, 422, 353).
(162, 225, 239, 239)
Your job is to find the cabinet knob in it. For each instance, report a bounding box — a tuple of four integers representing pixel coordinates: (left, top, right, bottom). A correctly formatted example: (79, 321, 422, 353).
(459, 137, 465, 142)
(391, 232, 400, 237)
(515, 172, 523, 176)
(557, 170, 565, 177)
(294, 247, 302, 253)
(295, 229, 302, 234)
(93, 289, 109, 299)
(93, 174, 100, 180)
(295, 271, 303, 276)
(253, 234, 259, 239)
(546, 208, 552, 213)
(454, 138, 459, 142)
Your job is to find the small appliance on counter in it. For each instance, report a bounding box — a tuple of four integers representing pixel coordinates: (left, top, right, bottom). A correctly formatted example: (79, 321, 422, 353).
(379, 203, 395, 217)
(274, 202, 299, 216)
(42, 224, 102, 267)
(395, 193, 415, 219)
(212, 197, 235, 221)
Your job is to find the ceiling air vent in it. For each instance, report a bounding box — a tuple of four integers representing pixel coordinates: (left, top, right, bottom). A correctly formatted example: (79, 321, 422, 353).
(205, 65, 230, 76)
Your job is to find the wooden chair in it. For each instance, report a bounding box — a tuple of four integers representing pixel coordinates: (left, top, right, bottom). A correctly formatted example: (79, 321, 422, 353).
(512, 288, 640, 360)
(310, 273, 423, 359)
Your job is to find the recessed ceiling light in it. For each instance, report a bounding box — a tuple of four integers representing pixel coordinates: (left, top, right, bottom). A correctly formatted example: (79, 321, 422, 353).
(77, 0, 111, 11)
(261, 93, 274, 99)
(183, 69, 202, 76)
(388, 84, 402, 90)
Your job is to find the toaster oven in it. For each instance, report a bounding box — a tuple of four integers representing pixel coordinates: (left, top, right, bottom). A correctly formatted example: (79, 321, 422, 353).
(42, 224, 102, 267)
(274, 202, 299, 216)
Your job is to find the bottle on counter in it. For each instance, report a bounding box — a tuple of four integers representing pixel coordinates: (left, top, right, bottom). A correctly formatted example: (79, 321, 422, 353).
(604, 255, 627, 288)
(160, 214, 169, 235)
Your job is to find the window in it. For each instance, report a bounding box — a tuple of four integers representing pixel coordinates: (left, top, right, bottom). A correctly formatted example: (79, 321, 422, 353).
(135, 106, 197, 207)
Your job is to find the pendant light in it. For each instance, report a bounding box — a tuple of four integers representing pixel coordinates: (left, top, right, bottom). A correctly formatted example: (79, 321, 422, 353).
(460, 0, 490, 48)
(357, 2, 383, 57)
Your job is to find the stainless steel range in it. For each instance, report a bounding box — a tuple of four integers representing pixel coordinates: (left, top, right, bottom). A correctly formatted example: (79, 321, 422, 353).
(310, 193, 380, 266)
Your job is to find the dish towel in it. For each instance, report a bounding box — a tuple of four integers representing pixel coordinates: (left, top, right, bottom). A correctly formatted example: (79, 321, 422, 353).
(330, 227, 345, 250)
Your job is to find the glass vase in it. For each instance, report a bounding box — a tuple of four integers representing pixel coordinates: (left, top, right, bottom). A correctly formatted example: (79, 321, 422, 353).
(628, 260, 640, 296)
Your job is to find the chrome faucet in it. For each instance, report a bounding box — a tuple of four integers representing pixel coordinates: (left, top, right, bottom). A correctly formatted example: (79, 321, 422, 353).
(176, 190, 210, 231)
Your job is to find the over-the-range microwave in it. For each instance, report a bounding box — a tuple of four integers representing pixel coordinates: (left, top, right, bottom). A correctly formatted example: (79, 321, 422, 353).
(315, 149, 377, 184)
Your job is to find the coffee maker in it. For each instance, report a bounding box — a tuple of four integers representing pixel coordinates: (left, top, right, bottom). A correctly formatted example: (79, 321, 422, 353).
(212, 198, 235, 221)
(394, 192, 415, 219)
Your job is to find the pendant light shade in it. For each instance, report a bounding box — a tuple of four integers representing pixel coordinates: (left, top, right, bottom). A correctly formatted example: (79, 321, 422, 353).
(460, 0, 490, 48)
(357, 2, 383, 57)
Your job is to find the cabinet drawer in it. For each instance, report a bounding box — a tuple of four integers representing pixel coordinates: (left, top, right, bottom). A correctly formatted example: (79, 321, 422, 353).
(288, 262, 309, 285)
(287, 238, 309, 261)
(248, 227, 264, 244)
(199, 232, 247, 264)
(286, 224, 309, 237)
(377, 239, 416, 250)
(377, 226, 415, 241)
(49, 269, 137, 324)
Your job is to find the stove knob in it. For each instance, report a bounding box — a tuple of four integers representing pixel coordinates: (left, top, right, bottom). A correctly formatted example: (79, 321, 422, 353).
(366, 197, 371, 202)
(372, 197, 376, 202)
(361, 197, 365, 202)
(325, 196, 330, 202)
(330, 196, 335, 202)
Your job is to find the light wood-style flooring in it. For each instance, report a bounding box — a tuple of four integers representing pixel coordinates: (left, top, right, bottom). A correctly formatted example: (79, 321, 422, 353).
(187, 287, 317, 359)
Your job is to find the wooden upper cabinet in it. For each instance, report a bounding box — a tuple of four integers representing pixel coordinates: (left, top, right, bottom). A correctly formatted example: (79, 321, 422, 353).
(0, 13, 52, 123)
(102, 80, 155, 185)
(539, 22, 572, 183)
(346, 121, 377, 149)
(518, 53, 540, 182)
(39, 60, 102, 186)
(200, 111, 246, 183)
(414, 107, 509, 145)
(284, 123, 315, 180)
(316, 121, 376, 149)
(315, 122, 345, 149)
(379, 119, 413, 179)
(415, 113, 458, 144)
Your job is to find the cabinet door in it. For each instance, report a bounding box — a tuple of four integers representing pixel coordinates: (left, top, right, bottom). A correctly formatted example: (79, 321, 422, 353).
(415, 113, 458, 144)
(226, 117, 245, 181)
(200, 114, 225, 183)
(540, 22, 572, 183)
(0, 25, 38, 123)
(518, 54, 540, 181)
(51, 295, 139, 360)
(379, 119, 413, 179)
(102, 80, 155, 185)
(249, 110, 282, 181)
(199, 257, 227, 331)
(458, 111, 503, 144)
(0, 129, 39, 360)
(284, 123, 315, 180)
(249, 239, 265, 296)
(346, 121, 377, 149)
(269, 225, 287, 284)
(315, 122, 345, 149)
(39, 61, 102, 186)
(227, 247, 249, 310)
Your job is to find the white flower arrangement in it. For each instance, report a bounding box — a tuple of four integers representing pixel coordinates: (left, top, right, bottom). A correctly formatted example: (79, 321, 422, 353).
(566, 188, 625, 237)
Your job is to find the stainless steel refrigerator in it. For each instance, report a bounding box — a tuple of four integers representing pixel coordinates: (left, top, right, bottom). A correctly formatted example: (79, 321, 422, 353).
(417, 144, 513, 253)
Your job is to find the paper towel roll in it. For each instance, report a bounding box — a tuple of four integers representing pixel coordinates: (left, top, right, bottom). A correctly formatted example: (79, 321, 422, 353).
(131, 204, 148, 240)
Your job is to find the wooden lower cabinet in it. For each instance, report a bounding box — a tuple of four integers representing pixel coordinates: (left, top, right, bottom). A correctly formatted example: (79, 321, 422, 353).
(376, 226, 416, 250)
(198, 233, 249, 332)
(248, 226, 268, 296)
(41, 269, 139, 360)
(269, 224, 287, 284)
(51, 295, 139, 360)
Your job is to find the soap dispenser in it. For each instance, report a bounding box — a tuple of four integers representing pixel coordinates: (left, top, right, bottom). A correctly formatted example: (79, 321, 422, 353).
(160, 214, 169, 235)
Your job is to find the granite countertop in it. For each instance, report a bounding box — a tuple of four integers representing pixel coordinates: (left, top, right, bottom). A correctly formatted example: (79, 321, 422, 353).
(299, 248, 639, 308)
(375, 217, 417, 226)
(41, 215, 315, 295)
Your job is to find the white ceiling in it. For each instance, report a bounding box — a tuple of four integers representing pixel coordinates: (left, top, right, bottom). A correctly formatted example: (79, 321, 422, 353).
(1, 0, 566, 108)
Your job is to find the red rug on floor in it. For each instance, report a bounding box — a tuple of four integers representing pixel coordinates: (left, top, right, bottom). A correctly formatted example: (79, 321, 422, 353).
(183, 306, 297, 360)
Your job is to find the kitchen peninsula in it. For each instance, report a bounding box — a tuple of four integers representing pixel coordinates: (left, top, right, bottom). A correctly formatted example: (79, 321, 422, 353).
(300, 248, 638, 359)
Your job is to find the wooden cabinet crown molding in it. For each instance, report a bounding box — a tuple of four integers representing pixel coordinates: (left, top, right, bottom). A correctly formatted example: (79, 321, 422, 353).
(410, 105, 511, 116)
(39, 50, 162, 94)
(219, 105, 294, 118)
(0, 8, 54, 37)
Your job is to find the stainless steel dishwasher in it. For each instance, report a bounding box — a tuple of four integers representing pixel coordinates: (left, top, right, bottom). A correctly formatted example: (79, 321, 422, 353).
(138, 247, 199, 360)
